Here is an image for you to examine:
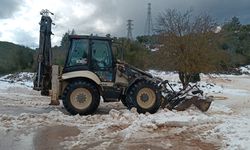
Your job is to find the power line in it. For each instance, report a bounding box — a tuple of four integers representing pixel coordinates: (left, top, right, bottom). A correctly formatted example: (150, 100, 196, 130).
(127, 19, 133, 40)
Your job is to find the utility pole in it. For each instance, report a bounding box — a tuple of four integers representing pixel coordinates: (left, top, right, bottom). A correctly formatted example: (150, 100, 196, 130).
(127, 19, 133, 40)
(144, 3, 153, 36)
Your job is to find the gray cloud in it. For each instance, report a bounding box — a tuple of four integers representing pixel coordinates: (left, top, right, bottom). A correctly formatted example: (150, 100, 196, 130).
(178, 0, 250, 24)
(55, 0, 250, 37)
(0, 0, 23, 19)
(52, 0, 121, 37)
(13, 29, 38, 48)
(115, 0, 250, 36)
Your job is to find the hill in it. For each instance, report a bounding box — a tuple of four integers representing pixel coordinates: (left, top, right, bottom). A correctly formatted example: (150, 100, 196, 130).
(0, 41, 34, 74)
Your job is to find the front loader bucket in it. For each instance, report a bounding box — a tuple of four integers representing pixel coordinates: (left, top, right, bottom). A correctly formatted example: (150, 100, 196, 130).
(174, 98, 194, 111)
(193, 96, 213, 112)
(174, 96, 213, 112)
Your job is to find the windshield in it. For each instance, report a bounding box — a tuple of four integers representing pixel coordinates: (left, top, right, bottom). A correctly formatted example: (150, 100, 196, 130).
(66, 39, 89, 67)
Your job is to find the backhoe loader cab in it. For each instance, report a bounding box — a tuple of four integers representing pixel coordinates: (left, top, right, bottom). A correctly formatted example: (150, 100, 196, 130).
(63, 35, 115, 82)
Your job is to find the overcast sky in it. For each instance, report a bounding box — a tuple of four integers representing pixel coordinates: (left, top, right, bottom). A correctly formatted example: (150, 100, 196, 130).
(0, 0, 250, 48)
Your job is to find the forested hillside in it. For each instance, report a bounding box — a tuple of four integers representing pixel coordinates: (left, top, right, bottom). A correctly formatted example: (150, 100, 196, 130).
(0, 41, 34, 74)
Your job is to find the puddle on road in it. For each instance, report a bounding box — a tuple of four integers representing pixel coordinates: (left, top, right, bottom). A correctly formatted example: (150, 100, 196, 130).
(0, 130, 34, 150)
(0, 125, 80, 150)
(34, 125, 80, 150)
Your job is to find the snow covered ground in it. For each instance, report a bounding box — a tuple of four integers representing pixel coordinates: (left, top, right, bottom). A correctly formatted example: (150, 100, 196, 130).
(0, 68, 250, 149)
(239, 65, 250, 74)
(0, 72, 34, 88)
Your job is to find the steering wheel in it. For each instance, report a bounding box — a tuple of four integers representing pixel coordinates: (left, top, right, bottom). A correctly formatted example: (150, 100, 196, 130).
(92, 58, 107, 68)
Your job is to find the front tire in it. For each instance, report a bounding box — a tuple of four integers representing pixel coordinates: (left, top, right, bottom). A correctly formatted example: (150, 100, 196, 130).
(126, 80, 161, 114)
(120, 95, 128, 107)
(62, 80, 100, 115)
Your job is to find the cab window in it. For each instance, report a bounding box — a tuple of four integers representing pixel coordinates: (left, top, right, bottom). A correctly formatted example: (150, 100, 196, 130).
(66, 39, 89, 67)
(91, 40, 112, 69)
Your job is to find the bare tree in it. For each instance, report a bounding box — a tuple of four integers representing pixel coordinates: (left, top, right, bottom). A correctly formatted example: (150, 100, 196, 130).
(154, 9, 229, 88)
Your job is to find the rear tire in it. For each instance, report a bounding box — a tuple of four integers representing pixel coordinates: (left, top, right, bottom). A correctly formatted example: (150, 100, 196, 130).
(62, 80, 100, 115)
(126, 80, 161, 114)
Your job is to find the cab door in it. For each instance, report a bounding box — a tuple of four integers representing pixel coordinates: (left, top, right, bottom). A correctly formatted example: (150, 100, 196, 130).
(91, 40, 114, 82)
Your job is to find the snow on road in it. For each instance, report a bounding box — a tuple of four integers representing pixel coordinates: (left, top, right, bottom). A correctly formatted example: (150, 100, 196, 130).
(0, 70, 250, 149)
(148, 69, 250, 149)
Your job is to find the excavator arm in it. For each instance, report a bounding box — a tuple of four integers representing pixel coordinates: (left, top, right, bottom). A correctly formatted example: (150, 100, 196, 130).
(33, 9, 54, 96)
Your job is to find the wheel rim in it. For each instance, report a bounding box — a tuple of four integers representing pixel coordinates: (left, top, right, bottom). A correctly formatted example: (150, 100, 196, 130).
(136, 88, 156, 109)
(70, 88, 92, 110)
